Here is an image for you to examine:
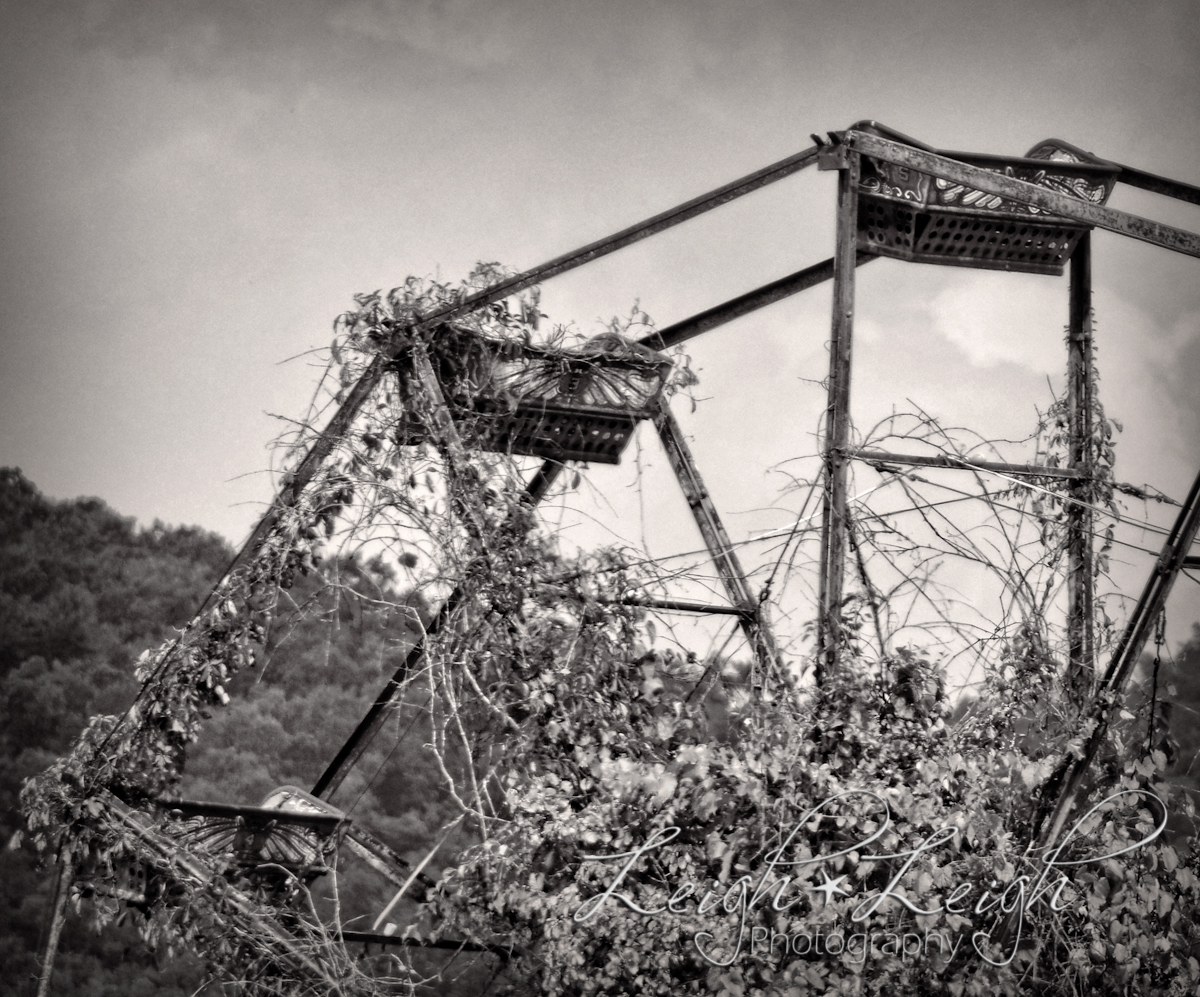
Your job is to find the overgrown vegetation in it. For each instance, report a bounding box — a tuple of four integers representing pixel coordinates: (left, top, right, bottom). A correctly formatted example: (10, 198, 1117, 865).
(12, 266, 1200, 996)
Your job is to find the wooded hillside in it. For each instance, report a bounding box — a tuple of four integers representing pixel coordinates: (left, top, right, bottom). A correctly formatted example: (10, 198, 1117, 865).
(0, 469, 474, 995)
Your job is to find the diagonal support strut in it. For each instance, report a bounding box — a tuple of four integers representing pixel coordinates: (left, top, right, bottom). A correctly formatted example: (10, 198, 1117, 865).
(653, 404, 781, 683)
(1033, 461, 1200, 848)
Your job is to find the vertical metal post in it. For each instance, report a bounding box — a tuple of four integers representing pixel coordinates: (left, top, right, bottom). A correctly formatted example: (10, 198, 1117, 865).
(654, 406, 781, 683)
(816, 151, 860, 684)
(1066, 232, 1095, 699)
(36, 851, 74, 997)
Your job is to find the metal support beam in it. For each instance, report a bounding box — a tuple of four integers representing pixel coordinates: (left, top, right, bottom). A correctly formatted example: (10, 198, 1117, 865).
(1034, 461, 1200, 847)
(841, 130, 1200, 259)
(816, 151, 860, 684)
(523, 459, 565, 505)
(383, 147, 819, 358)
(850, 449, 1085, 480)
(1111, 162, 1200, 207)
(1067, 233, 1096, 698)
(599, 596, 750, 617)
(653, 405, 781, 682)
(641, 253, 877, 351)
(313, 587, 461, 800)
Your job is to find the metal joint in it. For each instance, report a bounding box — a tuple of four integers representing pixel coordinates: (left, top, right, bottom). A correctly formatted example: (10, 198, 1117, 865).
(817, 141, 851, 171)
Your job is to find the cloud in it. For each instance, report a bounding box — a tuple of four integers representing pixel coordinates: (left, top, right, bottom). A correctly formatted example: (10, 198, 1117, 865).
(328, 0, 521, 68)
(928, 271, 1067, 375)
(918, 264, 1200, 495)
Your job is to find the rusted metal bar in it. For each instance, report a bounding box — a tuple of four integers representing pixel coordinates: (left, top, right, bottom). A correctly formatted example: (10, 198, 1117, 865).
(312, 588, 462, 800)
(524, 459, 564, 505)
(850, 449, 1085, 480)
(1067, 233, 1096, 698)
(841, 130, 1200, 259)
(405, 341, 497, 546)
(408, 341, 468, 455)
(641, 253, 877, 351)
(600, 596, 750, 617)
(1034, 461, 1200, 848)
(653, 405, 781, 681)
(816, 151, 860, 683)
(1101, 467, 1200, 703)
(1111, 162, 1200, 207)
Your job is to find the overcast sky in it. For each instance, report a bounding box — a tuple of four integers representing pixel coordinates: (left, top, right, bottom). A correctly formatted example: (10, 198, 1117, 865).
(3, 0, 1199, 655)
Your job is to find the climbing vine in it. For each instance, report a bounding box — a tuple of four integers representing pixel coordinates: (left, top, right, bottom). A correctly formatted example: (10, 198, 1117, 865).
(19, 266, 1200, 997)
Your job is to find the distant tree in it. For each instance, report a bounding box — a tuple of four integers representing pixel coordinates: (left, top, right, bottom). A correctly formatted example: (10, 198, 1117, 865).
(0, 469, 480, 995)
(0, 467, 228, 996)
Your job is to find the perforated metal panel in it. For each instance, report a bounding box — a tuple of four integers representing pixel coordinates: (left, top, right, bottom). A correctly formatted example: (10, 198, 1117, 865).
(859, 202, 1088, 274)
(851, 126, 1119, 275)
(464, 401, 638, 463)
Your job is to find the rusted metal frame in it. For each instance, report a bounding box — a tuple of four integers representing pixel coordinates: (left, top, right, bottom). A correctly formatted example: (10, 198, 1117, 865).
(1034, 461, 1200, 848)
(100, 137, 820, 951)
(841, 130, 1200, 259)
(816, 151, 860, 684)
(130, 140, 825, 701)
(133, 140, 819, 710)
(100, 790, 337, 983)
(599, 595, 750, 617)
(653, 404, 780, 680)
(58, 139, 822, 977)
(849, 449, 1085, 480)
(1067, 233, 1096, 697)
(1110, 162, 1200, 207)
(640, 253, 877, 352)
